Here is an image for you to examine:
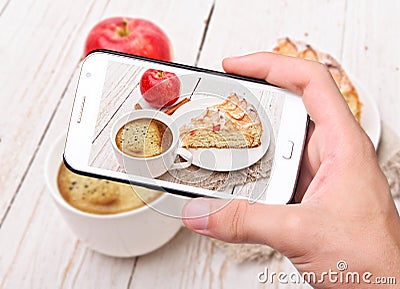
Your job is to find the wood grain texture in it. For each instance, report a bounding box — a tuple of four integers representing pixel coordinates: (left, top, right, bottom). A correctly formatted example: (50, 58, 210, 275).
(89, 62, 144, 171)
(0, 0, 214, 219)
(197, 0, 348, 70)
(0, 68, 136, 289)
(0, 71, 87, 289)
(342, 0, 400, 136)
(93, 63, 143, 139)
(103, 0, 215, 66)
(1, 0, 400, 288)
(0, 0, 10, 15)
(130, 229, 311, 289)
(0, 0, 110, 221)
(0, 0, 215, 288)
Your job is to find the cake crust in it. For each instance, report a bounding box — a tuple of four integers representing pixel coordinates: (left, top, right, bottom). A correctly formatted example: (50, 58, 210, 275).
(273, 37, 363, 122)
(180, 93, 262, 149)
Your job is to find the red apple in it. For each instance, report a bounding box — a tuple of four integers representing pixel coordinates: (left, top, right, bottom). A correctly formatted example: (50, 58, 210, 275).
(84, 17, 173, 61)
(140, 69, 180, 108)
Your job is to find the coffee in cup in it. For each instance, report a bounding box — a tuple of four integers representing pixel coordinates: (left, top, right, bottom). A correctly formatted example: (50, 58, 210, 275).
(46, 134, 185, 257)
(111, 110, 193, 178)
(115, 118, 173, 158)
(57, 162, 161, 214)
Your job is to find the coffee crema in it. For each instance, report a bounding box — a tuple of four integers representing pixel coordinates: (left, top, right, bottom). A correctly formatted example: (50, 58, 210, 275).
(57, 163, 161, 214)
(115, 118, 173, 158)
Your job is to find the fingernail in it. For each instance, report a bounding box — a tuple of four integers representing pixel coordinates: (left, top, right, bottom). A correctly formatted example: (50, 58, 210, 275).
(225, 55, 239, 60)
(182, 199, 210, 231)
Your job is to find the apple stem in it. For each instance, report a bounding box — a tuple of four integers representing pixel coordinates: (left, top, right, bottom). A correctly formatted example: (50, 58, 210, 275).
(156, 71, 164, 78)
(115, 18, 130, 37)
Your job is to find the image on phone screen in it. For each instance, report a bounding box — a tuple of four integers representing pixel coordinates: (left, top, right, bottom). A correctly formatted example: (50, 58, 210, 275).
(65, 52, 308, 204)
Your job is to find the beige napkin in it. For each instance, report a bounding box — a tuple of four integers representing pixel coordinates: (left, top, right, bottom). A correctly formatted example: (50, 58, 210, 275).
(211, 122, 400, 263)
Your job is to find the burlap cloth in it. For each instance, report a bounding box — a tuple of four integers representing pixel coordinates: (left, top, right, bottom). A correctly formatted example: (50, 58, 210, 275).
(210, 122, 400, 263)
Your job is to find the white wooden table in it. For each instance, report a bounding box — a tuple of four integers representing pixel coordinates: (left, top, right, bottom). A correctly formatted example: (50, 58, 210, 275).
(1, 1, 400, 288)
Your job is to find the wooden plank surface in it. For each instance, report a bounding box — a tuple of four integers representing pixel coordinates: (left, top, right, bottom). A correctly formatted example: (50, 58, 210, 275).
(0, 0, 214, 288)
(1, 0, 400, 288)
(0, 0, 110, 221)
(130, 229, 311, 289)
(0, 0, 213, 220)
(342, 0, 400, 137)
(197, 0, 348, 70)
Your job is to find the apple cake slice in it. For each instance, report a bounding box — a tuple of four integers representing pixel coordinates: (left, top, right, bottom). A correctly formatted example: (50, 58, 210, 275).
(180, 93, 262, 149)
(273, 37, 362, 122)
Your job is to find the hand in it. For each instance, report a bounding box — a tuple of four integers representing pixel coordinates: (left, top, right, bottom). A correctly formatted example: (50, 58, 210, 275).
(182, 52, 400, 288)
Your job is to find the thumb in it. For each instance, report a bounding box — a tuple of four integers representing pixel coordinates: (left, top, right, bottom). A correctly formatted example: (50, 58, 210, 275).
(182, 198, 305, 252)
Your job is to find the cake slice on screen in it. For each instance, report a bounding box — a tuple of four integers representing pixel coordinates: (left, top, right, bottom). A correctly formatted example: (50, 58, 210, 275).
(180, 93, 263, 149)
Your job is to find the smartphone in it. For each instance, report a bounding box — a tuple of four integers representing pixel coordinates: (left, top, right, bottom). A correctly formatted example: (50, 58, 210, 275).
(64, 50, 309, 204)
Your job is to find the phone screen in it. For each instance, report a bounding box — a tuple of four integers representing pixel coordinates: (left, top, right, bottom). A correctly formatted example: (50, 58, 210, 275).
(66, 52, 308, 204)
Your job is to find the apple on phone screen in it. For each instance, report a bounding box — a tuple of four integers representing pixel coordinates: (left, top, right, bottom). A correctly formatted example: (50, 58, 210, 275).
(64, 51, 309, 204)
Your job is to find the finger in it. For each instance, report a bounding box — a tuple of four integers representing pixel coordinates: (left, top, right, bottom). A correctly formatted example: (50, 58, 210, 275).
(295, 121, 317, 202)
(182, 198, 305, 252)
(222, 52, 355, 126)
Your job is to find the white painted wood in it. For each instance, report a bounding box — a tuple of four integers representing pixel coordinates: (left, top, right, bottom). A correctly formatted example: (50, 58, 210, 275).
(103, 0, 214, 66)
(197, 0, 348, 70)
(0, 68, 136, 289)
(0, 1, 215, 289)
(1, 0, 400, 289)
(0, 0, 10, 14)
(0, 0, 111, 218)
(93, 64, 143, 139)
(342, 0, 400, 137)
(0, 0, 214, 216)
(61, 248, 135, 289)
(0, 70, 95, 289)
(89, 63, 144, 171)
(130, 229, 311, 289)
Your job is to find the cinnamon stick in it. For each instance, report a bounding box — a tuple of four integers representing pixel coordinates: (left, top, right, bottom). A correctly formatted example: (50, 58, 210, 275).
(165, 98, 190, 115)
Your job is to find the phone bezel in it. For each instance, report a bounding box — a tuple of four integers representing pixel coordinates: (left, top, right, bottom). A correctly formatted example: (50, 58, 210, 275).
(64, 50, 309, 204)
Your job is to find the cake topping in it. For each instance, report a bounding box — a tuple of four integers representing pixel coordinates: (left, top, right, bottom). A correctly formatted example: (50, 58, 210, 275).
(180, 93, 262, 149)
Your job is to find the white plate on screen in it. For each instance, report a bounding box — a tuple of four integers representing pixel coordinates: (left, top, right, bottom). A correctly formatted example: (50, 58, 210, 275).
(172, 95, 271, 172)
(354, 80, 381, 149)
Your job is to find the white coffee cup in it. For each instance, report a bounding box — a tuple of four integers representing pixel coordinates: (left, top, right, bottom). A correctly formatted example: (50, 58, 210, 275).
(110, 110, 193, 178)
(45, 134, 185, 257)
